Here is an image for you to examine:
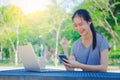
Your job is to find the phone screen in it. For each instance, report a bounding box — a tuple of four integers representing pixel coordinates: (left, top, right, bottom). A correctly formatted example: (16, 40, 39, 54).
(58, 54, 68, 63)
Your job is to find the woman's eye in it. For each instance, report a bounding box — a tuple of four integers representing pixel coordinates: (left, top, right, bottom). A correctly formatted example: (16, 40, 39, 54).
(74, 23, 83, 27)
(75, 25, 77, 27)
(74, 24, 77, 27)
(79, 23, 82, 26)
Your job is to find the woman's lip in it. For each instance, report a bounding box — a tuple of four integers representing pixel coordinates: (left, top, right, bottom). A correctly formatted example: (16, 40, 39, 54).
(80, 32, 83, 34)
(80, 30, 84, 34)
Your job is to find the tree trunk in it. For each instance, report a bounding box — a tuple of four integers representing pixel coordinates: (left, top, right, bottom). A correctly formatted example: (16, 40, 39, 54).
(0, 45, 3, 60)
(54, 25, 61, 67)
(7, 26, 19, 66)
(8, 36, 18, 65)
(15, 26, 19, 65)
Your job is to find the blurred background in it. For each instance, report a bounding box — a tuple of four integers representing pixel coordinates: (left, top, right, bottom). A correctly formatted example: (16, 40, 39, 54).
(0, 0, 120, 71)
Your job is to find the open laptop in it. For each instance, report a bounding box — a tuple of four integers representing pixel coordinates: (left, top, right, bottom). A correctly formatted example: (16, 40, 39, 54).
(17, 45, 59, 72)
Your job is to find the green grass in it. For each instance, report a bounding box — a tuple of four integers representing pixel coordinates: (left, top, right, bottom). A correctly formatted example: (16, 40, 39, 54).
(108, 64, 120, 66)
(0, 61, 63, 67)
(0, 61, 119, 67)
(0, 62, 23, 67)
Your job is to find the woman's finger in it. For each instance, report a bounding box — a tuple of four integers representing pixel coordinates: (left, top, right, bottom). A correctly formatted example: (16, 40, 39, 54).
(63, 59, 69, 63)
(62, 61, 70, 66)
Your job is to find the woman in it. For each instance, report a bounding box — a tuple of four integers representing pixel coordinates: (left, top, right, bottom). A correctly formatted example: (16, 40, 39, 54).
(61, 9, 110, 72)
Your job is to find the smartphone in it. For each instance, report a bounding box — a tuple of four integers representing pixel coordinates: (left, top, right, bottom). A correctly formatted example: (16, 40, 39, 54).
(58, 54, 68, 63)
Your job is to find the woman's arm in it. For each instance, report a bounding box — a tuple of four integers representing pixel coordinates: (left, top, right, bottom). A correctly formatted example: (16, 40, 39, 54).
(60, 37, 68, 56)
(63, 49, 109, 72)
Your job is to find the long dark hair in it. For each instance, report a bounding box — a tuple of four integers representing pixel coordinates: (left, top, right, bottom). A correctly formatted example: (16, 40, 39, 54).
(72, 9, 96, 50)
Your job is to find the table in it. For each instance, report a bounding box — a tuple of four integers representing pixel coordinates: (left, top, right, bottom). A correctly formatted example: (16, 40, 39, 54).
(0, 69, 120, 80)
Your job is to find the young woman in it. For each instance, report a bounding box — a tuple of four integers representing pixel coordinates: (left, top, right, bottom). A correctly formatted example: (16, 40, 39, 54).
(61, 9, 110, 72)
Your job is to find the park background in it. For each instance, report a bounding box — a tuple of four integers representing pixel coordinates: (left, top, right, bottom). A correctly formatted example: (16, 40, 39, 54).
(0, 0, 120, 71)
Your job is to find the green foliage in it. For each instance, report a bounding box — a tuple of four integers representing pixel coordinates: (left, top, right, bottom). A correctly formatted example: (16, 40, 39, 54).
(109, 48, 120, 65)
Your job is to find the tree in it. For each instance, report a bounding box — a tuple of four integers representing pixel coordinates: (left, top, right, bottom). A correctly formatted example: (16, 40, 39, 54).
(44, 0, 69, 66)
(0, 5, 24, 65)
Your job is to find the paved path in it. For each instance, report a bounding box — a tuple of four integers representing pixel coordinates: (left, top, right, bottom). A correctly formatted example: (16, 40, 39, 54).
(0, 66, 120, 72)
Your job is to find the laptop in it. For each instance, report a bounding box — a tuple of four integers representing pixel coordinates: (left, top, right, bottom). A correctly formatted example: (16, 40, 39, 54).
(17, 45, 59, 72)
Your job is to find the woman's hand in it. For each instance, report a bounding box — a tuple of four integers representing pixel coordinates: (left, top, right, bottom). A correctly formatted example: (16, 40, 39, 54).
(60, 37, 68, 56)
(62, 56, 80, 70)
(60, 37, 68, 50)
(62, 59, 74, 70)
(62, 58, 80, 69)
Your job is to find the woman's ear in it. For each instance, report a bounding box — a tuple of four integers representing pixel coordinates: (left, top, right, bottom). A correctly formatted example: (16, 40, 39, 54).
(88, 21, 92, 25)
(88, 19, 92, 25)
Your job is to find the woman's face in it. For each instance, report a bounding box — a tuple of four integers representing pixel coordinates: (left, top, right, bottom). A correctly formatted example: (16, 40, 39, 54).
(73, 15, 91, 36)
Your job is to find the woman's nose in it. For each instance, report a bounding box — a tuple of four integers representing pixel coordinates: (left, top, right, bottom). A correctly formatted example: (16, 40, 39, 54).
(76, 26, 81, 30)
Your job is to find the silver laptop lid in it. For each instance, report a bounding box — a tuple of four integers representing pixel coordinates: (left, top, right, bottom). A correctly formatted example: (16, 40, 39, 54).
(17, 45, 43, 71)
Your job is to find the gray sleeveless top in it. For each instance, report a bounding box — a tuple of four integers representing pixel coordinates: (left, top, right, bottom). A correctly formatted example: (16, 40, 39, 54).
(71, 33, 110, 65)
